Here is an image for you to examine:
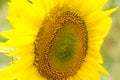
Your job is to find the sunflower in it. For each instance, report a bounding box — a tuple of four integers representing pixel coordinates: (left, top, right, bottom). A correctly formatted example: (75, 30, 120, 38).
(0, 0, 117, 80)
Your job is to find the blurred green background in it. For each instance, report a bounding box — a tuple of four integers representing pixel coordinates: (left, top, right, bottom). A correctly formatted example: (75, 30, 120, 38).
(0, 0, 120, 80)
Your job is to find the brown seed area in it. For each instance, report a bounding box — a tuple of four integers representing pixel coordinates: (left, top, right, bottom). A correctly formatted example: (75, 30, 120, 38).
(34, 8, 88, 80)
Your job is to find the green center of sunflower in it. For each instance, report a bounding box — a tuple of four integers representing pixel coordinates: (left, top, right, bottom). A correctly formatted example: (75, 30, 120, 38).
(34, 8, 88, 80)
(53, 23, 76, 63)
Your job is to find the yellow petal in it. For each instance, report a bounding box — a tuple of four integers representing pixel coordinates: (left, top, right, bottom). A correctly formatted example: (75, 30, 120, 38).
(88, 44, 104, 64)
(17, 66, 40, 80)
(0, 53, 34, 80)
(7, 16, 39, 32)
(6, 44, 34, 57)
(0, 29, 37, 40)
(85, 8, 117, 25)
(8, 0, 45, 26)
(86, 56, 109, 75)
(78, 62, 101, 80)
(2, 36, 35, 48)
(88, 17, 112, 41)
(69, 0, 108, 17)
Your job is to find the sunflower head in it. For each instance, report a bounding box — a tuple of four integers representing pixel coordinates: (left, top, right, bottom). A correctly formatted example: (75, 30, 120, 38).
(0, 0, 117, 80)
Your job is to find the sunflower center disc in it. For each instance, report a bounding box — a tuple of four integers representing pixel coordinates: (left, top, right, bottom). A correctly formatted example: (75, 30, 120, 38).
(34, 8, 88, 80)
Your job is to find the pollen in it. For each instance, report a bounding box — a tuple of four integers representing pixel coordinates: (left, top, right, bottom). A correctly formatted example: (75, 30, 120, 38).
(34, 7, 88, 80)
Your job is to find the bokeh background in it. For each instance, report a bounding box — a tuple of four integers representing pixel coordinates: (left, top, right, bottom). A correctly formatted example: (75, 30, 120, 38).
(0, 0, 120, 80)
